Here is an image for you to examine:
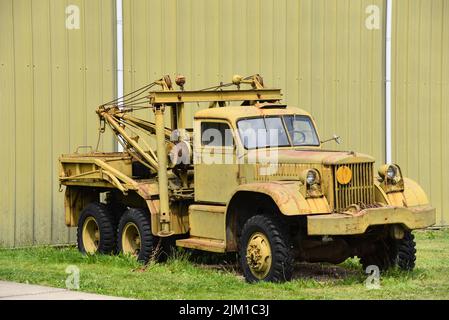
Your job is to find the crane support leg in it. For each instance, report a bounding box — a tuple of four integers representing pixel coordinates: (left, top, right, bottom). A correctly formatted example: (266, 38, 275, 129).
(154, 105, 171, 234)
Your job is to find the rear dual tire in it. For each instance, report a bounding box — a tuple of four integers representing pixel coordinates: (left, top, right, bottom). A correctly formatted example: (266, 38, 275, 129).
(117, 208, 159, 263)
(77, 203, 160, 263)
(77, 202, 116, 255)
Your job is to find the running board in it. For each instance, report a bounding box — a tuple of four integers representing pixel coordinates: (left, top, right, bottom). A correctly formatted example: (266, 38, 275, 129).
(176, 238, 226, 253)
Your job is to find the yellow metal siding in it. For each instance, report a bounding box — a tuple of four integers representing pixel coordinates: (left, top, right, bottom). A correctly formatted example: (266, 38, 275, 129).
(123, 0, 385, 161)
(392, 0, 449, 225)
(0, 0, 17, 247)
(0, 0, 116, 247)
(1, 0, 446, 248)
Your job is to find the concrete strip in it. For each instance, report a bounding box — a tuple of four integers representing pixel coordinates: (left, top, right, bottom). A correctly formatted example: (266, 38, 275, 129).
(0, 281, 130, 300)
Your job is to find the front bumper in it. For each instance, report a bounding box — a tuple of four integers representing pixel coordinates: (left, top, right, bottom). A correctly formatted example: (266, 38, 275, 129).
(307, 205, 436, 236)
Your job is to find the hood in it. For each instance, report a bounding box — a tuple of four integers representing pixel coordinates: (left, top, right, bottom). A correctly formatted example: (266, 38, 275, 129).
(246, 149, 375, 165)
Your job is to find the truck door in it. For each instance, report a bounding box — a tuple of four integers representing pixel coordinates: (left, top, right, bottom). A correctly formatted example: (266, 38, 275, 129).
(194, 120, 239, 203)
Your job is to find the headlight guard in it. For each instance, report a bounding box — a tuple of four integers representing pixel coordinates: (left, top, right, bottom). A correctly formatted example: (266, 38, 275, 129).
(378, 164, 404, 193)
(300, 169, 322, 198)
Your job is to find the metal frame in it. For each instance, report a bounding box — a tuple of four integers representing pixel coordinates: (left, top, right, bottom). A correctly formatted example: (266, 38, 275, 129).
(147, 89, 282, 104)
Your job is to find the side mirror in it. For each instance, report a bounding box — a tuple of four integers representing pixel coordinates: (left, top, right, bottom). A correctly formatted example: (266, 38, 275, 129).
(321, 134, 342, 145)
(333, 134, 342, 145)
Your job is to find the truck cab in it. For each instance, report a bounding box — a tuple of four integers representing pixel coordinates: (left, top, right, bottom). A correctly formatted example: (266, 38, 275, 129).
(193, 103, 322, 203)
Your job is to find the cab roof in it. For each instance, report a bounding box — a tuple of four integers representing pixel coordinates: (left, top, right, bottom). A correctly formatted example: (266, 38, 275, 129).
(194, 103, 312, 124)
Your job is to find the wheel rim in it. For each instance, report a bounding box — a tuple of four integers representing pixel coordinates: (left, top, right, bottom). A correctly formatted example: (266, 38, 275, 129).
(246, 232, 272, 279)
(122, 222, 141, 256)
(82, 216, 100, 254)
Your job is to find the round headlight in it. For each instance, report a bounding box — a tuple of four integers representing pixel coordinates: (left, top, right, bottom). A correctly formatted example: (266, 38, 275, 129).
(306, 170, 317, 185)
(386, 165, 397, 179)
(378, 164, 402, 181)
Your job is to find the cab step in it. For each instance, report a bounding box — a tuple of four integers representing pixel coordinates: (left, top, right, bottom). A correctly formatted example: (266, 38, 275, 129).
(176, 237, 226, 253)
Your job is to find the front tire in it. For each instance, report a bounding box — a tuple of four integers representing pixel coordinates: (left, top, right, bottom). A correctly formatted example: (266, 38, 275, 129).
(395, 231, 416, 270)
(239, 215, 294, 283)
(117, 208, 159, 263)
(359, 231, 416, 272)
(77, 202, 116, 255)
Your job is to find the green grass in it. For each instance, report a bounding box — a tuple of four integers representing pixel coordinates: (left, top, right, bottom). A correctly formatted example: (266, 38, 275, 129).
(1, 229, 448, 299)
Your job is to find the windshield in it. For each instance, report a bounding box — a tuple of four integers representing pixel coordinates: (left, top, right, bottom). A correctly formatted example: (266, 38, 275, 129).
(237, 115, 320, 149)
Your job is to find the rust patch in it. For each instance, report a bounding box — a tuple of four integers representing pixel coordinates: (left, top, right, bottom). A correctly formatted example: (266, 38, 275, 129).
(137, 182, 159, 200)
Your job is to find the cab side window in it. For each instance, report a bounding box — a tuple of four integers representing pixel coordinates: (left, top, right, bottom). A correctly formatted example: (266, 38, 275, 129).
(201, 122, 234, 147)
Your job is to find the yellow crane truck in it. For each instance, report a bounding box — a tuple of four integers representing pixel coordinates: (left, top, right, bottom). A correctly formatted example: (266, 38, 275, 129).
(59, 75, 435, 282)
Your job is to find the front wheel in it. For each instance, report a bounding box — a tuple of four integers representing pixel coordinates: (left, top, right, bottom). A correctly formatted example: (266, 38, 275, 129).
(394, 231, 416, 270)
(239, 215, 294, 283)
(359, 230, 416, 272)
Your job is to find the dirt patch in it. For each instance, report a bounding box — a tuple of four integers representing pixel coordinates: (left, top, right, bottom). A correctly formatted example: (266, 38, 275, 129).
(199, 262, 240, 274)
(292, 262, 359, 281)
(198, 261, 360, 282)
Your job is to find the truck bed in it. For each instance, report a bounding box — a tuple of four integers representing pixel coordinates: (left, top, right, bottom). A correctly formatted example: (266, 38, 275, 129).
(59, 152, 135, 191)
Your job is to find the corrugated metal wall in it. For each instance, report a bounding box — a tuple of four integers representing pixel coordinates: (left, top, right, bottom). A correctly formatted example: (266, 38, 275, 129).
(123, 0, 386, 162)
(1, 0, 446, 247)
(0, 0, 116, 247)
(392, 0, 449, 226)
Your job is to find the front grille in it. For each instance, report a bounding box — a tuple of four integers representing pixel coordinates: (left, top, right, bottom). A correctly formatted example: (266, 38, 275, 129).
(333, 163, 375, 211)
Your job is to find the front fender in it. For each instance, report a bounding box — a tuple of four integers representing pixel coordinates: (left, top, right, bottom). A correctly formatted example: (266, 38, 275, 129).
(374, 177, 429, 207)
(228, 181, 331, 215)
